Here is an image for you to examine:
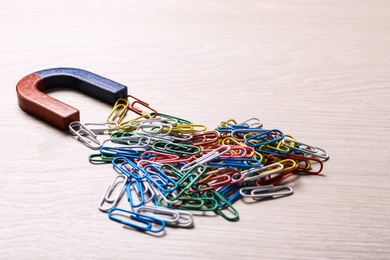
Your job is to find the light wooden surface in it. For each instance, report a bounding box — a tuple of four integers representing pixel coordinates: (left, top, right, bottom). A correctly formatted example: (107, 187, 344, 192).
(1, 0, 390, 259)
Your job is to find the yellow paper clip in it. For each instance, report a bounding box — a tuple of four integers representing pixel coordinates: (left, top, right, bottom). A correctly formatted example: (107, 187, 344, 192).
(106, 98, 129, 124)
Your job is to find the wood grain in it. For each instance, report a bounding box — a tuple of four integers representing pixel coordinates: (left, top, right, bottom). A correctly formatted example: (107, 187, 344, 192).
(1, 0, 389, 259)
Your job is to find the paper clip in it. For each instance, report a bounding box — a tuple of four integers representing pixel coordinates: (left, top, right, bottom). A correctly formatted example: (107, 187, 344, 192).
(241, 163, 284, 182)
(150, 112, 192, 125)
(127, 95, 158, 117)
(126, 179, 145, 208)
(140, 151, 190, 165)
(227, 171, 245, 184)
(219, 118, 237, 127)
(170, 209, 194, 228)
(266, 153, 323, 175)
(102, 135, 151, 149)
(164, 143, 200, 155)
(252, 159, 296, 185)
(181, 145, 230, 171)
(189, 130, 220, 146)
(239, 185, 293, 199)
(171, 124, 207, 134)
(245, 129, 284, 147)
(282, 138, 329, 160)
(151, 185, 180, 206)
(196, 174, 231, 192)
(141, 180, 156, 204)
(99, 146, 141, 159)
(134, 205, 179, 225)
(230, 128, 266, 141)
(99, 175, 128, 212)
(144, 164, 178, 193)
(155, 141, 201, 156)
(108, 208, 165, 233)
(166, 197, 219, 211)
(219, 117, 262, 129)
(221, 137, 260, 160)
(206, 190, 239, 221)
(218, 184, 242, 205)
(237, 117, 263, 128)
(107, 98, 129, 124)
(112, 157, 148, 179)
(134, 205, 194, 228)
(140, 131, 193, 143)
(69, 121, 101, 150)
(208, 157, 261, 169)
(118, 115, 152, 132)
(160, 164, 186, 179)
(166, 165, 207, 200)
(84, 122, 118, 135)
(257, 133, 295, 155)
(88, 153, 115, 164)
(141, 117, 179, 125)
(136, 123, 173, 136)
(215, 145, 253, 158)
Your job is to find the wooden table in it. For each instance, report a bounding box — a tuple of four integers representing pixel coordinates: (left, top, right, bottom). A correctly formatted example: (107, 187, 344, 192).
(1, 1, 389, 259)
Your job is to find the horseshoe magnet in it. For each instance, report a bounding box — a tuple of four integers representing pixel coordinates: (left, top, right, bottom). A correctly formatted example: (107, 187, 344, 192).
(16, 68, 128, 130)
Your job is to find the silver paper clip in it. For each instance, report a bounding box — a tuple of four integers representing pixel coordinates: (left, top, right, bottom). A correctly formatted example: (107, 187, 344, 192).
(241, 163, 284, 182)
(240, 185, 293, 199)
(99, 174, 128, 212)
(282, 138, 329, 160)
(180, 145, 231, 171)
(134, 205, 180, 225)
(135, 205, 194, 228)
(69, 121, 101, 150)
(84, 122, 118, 135)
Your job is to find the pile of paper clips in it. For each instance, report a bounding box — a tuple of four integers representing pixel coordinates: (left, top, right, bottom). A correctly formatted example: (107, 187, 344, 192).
(69, 95, 329, 234)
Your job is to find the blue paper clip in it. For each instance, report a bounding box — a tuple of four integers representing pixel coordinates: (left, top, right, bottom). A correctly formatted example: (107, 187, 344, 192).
(208, 158, 262, 168)
(108, 208, 166, 233)
(100, 146, 141, 159)
(245, 129, 284, 147)
(126, 179, 145, 208)
(218, 184, 242, 206)
(112, 157, 148, 179)
(144, 164, 178, 193)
